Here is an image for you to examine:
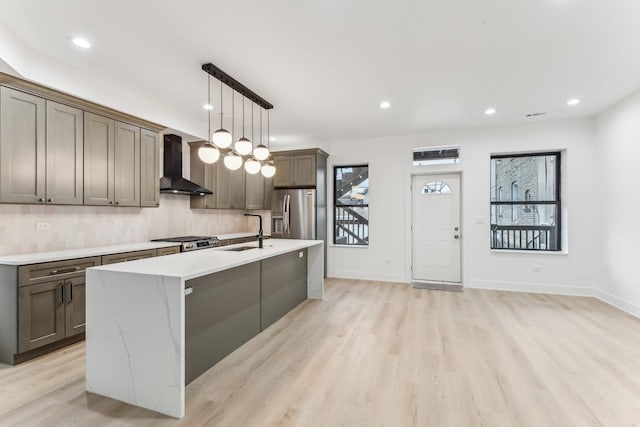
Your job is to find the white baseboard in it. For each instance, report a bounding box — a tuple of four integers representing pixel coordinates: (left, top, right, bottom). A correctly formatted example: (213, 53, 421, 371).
(466, 279, 596, 297)
(328, 275, 640, 319)
(327, 270, 407, 283)
(594, 289, 640, 318)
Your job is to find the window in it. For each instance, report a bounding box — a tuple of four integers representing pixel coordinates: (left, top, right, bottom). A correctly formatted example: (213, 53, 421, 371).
(334, 165, 369, 246)
(413, 146, 459, 166)
(421, 181, 451, 194)
(490, 152, 561, 251)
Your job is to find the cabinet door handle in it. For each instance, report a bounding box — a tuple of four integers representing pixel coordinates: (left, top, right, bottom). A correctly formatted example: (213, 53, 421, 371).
(47, 198, 52, 203)
(58, 283, 64, 305)
(67, 282, 73, 303)
(51, 266, 80, 275)
(115, 201, 120, 205)
(38, 198, 44, 203)
(109, 201, 113, 205)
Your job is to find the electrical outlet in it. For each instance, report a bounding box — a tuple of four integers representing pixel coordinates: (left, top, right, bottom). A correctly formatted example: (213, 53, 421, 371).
(384, 258, 392, 264)
(299, 251, 304, 258)
(533, 266, 542, 272)
(35, 221, 50, 230)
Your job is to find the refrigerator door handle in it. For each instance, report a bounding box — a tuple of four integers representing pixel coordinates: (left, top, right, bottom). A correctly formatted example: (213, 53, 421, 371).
(284, 194, 291, 234)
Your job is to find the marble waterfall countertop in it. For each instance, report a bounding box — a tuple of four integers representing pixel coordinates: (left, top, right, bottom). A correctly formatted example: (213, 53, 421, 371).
(85, 238, 324, 419)
(0, 241, 181, 265)
(91, 239, 322, 280)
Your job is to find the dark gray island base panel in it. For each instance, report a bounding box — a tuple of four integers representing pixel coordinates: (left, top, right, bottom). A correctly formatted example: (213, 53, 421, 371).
(184, 248, 309, 385)
(185, 262, 261, 384)
(261, 249, 308, 330)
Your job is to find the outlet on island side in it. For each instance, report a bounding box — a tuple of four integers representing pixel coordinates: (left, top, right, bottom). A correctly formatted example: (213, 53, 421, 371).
(532, 266, 542, 273)
(384, 258, 392, 264)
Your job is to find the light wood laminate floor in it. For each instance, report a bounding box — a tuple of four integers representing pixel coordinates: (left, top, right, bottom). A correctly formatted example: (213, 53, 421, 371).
(1, 278, 640, 426)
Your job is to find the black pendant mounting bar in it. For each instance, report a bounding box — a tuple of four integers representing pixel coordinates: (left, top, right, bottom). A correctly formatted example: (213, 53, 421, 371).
(202, 63, 273, 110)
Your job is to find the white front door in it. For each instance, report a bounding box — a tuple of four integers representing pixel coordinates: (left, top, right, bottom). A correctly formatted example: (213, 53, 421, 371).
(412, 174, 461, 283)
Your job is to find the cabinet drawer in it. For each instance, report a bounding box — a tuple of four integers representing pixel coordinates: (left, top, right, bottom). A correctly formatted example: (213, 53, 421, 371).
(101, 249, 156, 265)
(156, 246, 181, 256)
(18, 256, 101, 287)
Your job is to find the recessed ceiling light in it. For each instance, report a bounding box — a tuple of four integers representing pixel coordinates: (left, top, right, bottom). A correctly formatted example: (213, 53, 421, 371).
(203, 104, 213, 110)
(380, 101, 391, 109)
(484, 108, 496, 115)
(567, 98, 581, 106)
(71, 37, 91, 49)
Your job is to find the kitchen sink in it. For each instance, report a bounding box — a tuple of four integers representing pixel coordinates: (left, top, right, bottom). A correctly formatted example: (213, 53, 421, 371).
(221, 246, 258, 252)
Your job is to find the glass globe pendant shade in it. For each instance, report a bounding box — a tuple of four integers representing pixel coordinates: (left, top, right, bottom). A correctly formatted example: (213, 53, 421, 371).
(223, 152, 243, 170)
(235, 137, 253, 156)
(261, 163, 276, 178)
(212, 128, 232, 149)
(253, 144, 270, 161)
(244, 158, 261, 175)
(198, 143, 220, 164)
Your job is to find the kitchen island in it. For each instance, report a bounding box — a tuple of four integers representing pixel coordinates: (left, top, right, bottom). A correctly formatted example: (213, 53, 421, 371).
(85, 239, 324, 419)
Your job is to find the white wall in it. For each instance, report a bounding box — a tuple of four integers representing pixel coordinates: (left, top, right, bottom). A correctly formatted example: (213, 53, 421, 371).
(595, 90, 640, 316)
(326, 118, 601, 295)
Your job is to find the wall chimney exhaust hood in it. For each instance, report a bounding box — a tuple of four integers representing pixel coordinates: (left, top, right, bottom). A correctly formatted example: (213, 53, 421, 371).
(160, 134, 213, 195)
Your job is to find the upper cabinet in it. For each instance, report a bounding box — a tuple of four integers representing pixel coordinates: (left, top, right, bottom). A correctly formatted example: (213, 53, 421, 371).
(46, 101, 84, 205)
(272, 149, 328, 189)
(84, 112, 114, 206)
(189, 141, 267, 211)
(0, 72, 164, 208)
(113, 121, 140, 206)
(140, 129, 160, 207)
(0, 87, 46, 204)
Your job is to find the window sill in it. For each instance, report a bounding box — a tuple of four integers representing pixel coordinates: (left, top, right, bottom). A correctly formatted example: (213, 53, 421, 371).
(490, 249, 568, 256)
(330, 244, 369, 249)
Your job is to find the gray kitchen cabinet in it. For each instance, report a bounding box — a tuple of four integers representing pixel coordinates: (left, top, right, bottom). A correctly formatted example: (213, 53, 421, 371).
(84, 112, 115, 206)
(273, 155, 294, 187)
(189, 141, 246, 210)
(260, 249, 308, 330)
(273, 151, 324, 188)
(263, 176, 273, 210)
(0, 87, 46, 204)
(293, 154, 317, 187)
(18, 280, 66, 353)
(229, 167, 246, 209)
(215, 162, 231, 208)
(114, 121, 141, 206)
(65, 276, 86, 337)
(101, 249, 156, 265)
(46, 101, 84, 205)
(245, 171, 264, 210)
(140, 129, 160, 207)
(185, 261, 261, 384)
(189, 142, 216, 209)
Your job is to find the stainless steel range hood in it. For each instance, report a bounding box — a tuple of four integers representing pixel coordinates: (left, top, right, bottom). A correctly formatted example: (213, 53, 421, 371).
(160, 134, 213, 195)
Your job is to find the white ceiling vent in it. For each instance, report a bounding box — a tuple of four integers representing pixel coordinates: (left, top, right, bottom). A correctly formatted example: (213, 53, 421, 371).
(413, 146, 460, 166)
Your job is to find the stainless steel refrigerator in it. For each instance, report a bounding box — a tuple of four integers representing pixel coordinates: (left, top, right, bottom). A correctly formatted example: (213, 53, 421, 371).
(271, 189, 317, 239)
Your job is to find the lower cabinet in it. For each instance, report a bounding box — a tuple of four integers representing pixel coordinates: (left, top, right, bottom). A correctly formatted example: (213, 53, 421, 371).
(18, 280, 66, 352)
(185, 262, 261, 384)
(18, 275, 87, 353)
(261, 249, 308, 330)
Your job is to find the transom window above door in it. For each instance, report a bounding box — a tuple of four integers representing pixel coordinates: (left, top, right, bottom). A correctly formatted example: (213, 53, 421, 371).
(421, 181, 452, 194)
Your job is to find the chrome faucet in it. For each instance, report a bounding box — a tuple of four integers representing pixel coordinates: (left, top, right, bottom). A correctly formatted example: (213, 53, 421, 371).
(244, 213, 264, 248)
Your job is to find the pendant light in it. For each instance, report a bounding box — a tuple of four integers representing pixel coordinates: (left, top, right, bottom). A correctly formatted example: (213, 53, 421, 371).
(224, 89, 243, 170)
(211, 78, 232, 149)
(245, 102, 261, 175)
(253, 107, 270, 161)
(261, 109, 276, 178)
(198, 75, 221, 164)
(234, 95, 253, 156)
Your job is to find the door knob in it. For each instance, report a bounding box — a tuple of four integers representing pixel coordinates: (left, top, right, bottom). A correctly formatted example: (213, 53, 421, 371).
(454, 235, 460, 239)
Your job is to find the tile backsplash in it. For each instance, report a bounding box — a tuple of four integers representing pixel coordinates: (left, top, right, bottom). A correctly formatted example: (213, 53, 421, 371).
(0, 194, 271, 256)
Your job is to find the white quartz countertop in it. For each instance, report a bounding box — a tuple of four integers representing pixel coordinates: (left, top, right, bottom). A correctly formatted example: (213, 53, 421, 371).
(90, 239, 323, 281)
(217, 232, 268, 240)
(0, 242, 182, 266)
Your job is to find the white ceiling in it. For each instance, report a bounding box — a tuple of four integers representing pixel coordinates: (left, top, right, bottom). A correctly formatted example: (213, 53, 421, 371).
(1, 0, 640, 145)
